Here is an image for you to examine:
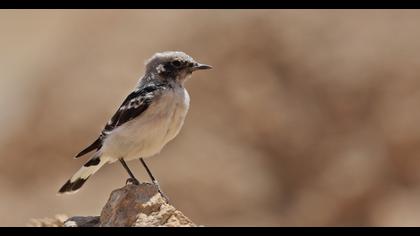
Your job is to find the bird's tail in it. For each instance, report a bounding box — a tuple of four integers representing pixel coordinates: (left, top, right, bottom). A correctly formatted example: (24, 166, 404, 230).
(58, 154, 109, 195)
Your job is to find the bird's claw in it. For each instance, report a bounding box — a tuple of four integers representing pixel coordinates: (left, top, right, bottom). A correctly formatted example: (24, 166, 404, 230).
(153, 180, 170, 203)
(126, 178, 140, 185)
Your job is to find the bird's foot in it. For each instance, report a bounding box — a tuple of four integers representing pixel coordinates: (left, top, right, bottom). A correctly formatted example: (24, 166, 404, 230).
(126, 178, 140, 185)
(153, 180, 170, 203)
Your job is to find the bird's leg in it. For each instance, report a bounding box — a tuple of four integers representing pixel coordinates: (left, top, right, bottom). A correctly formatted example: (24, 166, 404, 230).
(139, 158, 169, 203)
(119, 159, 140, 185)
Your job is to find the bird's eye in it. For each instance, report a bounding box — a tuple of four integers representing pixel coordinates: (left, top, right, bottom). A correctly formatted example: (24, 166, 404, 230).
(171, 60, 182, 67)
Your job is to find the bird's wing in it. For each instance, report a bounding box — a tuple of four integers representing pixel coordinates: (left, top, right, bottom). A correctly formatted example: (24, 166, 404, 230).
(75, 83, 166, 158)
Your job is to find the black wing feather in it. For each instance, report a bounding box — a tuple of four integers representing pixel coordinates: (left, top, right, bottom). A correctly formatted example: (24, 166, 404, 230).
(75, 137, 102, 158)
(74, 82, 165, 158)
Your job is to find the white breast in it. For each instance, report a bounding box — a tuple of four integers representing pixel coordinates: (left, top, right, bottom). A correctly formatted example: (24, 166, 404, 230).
(163, 87, 190, 143)
(101, 86, 190, 162)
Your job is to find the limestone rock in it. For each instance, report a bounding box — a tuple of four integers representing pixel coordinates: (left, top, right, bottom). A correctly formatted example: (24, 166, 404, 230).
(64, 216, 100, 227)
(99, 183, 196, 227)
(30, 183, 197, 227)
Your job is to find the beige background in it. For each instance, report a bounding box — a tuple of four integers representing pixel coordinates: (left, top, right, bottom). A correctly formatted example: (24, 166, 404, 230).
(1, 10, 420, 226)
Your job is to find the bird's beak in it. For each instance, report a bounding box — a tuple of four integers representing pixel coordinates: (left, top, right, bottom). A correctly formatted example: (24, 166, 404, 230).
(192, 63, 212, 71)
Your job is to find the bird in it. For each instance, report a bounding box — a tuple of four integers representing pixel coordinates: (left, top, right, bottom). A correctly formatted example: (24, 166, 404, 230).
(58, 51, 212, 199)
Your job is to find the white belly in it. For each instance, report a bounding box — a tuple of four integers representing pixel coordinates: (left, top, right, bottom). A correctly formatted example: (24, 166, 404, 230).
(101, 87, 190, 162)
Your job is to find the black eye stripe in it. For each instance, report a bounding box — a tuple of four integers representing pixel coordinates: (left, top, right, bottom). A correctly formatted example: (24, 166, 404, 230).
(171, 60, 182, 67)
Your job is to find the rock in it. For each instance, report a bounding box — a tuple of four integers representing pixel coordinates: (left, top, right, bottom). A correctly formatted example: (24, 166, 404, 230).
(30, 183, 197, 227)
(64, 216, 100, 227)
(99, 183, 196, 227)
(100, 183, 159, 226)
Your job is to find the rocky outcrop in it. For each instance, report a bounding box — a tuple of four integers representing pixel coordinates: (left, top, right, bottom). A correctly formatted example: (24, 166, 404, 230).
(29, 183, 197, 227)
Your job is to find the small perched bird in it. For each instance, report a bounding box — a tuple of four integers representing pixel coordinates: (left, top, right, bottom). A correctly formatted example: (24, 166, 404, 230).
(58, 51, 212, 199)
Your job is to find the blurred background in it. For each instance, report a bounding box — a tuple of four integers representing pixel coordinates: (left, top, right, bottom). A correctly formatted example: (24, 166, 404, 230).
(1, 10, 420, 226)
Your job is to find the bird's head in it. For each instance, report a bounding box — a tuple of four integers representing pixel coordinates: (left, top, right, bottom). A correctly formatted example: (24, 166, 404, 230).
(145, 51, 212, 83)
